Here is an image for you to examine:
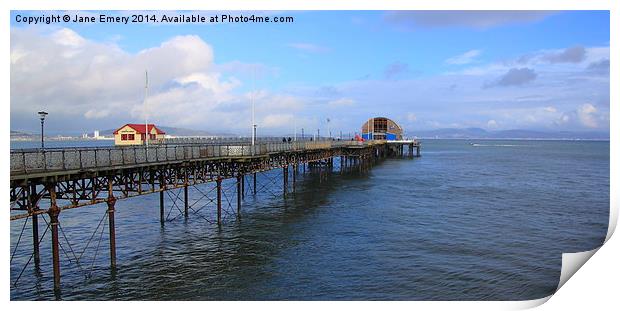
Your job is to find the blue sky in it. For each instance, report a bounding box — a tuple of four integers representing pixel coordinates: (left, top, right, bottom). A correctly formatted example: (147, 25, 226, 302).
(10, 10, 610, 136)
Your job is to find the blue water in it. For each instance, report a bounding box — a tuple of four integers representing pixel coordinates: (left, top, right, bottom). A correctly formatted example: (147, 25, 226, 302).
(10, 139, 609, 300)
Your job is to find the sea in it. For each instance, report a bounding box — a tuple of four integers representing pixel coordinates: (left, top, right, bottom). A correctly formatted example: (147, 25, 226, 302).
(9, 139, 610, 300)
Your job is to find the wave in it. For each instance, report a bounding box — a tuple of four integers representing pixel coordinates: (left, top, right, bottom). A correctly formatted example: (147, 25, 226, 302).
(470, 143, 529, 147)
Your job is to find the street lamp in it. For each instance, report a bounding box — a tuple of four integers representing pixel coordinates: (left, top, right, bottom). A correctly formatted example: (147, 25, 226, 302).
(38, 111, 48, 148)
(326, 118, 331, 139)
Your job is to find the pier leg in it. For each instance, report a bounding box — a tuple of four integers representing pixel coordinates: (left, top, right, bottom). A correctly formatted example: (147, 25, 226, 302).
(184, 168, 189, 218)
(107, 196, 117, 269)
(283, 166, 288, 196)
(48, 185, 61, 294)
(292, 165, 296, 192)
(30, 184, 40, 267)
(184, 185, 189, 218)
(359, 156, 363, 173)
(241, 174, 245, 200)
(253, 173, 257, 195)
(237, 174, 242, 217)
(32, 213, 40, 267)
(159, 190, 165, 225)
(217, 178, 222, 225)
(417, 146, 421, 157)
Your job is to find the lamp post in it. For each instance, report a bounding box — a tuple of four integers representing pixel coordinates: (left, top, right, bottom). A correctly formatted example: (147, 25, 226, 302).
(38, 111, 48, 148)
(251, 66, 257, 154)
(327, 118, 331, 139)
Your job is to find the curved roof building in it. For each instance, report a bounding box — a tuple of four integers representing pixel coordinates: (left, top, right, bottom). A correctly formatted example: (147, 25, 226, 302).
(360, 117, 403, 141)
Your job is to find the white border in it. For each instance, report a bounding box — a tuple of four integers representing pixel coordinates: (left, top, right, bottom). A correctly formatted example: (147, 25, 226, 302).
(2, 1, 617, 310)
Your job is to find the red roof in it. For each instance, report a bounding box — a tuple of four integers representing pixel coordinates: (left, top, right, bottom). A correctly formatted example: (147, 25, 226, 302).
(113, 124, 165, 135)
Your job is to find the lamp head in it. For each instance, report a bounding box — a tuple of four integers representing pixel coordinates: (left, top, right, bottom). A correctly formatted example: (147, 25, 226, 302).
(38, 111, 48, 121)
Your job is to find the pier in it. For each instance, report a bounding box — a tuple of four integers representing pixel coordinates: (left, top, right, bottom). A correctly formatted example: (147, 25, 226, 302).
(10, 138, 420, 295)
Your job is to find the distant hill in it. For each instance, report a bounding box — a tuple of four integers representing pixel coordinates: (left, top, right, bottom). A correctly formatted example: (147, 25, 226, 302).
(100, 126, 236, 137)
(411, 128, 609, 140)
(11, 130, 36, 138)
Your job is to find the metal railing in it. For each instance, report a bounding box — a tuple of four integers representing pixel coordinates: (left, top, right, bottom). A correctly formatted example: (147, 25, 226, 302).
(163, 136, 341, 145)
(10, 141, 365, 175)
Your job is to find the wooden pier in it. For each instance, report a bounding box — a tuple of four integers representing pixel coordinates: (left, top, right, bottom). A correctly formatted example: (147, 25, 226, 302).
(10, 139, 420, 296)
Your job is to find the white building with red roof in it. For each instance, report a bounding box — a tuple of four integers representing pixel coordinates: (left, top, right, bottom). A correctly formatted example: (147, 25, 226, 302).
(113, 123, 166, 146)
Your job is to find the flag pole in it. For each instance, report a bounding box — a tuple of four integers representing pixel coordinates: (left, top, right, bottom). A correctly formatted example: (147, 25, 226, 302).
(144, 70, 149, 149)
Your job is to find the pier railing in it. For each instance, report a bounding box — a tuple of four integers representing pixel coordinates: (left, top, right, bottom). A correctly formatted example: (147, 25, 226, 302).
(10, 141, 366, 175)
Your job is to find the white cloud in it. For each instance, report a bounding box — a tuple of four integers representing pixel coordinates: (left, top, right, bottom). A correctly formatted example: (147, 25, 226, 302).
(51, 28, 86, 47)
(328, 98, 355, 107)
(577, 103, 599, 128)
(406, 113, 417, 122)
(10, 27, 303, 134)
(451, 45, 609, 77)
(84, 109, 110, 119)
(262, 114, 295, 127)
(487, 119, 498, 128)
(10, 27, 609, 135)
(445, 50, 481, 65)
(216, 61, 279, 78)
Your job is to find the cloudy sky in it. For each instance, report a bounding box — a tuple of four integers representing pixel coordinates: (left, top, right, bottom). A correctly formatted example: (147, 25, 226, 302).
(10, 10, 609, 136)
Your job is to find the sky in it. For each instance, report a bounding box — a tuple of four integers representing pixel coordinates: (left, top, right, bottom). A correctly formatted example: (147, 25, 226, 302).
(10, 10, 610, 136)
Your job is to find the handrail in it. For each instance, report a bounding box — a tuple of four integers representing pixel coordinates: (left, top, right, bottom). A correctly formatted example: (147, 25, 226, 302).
(9, 140, 399, 175)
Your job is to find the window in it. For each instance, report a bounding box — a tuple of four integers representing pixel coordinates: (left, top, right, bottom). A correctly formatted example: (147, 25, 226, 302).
(128, 134, 135, 140)
(150, 134, 156, 140)
(121, 134, 128, 140)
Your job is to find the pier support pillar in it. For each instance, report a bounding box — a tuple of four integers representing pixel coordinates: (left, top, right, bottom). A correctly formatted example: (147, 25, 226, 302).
(283, 166, 288, 196)
(237, 174, 242, 217)
(416, 146, 421, 157)
(107, 198, 117, 269)
(159, 189, 165, 225)
(107, 178, 116, 270)
(292, 164, 296, 192)
(184, 185, 189, 218)
(241, 174, 245, 200)
(216, 178, 222, 225)
(32, 213, 40, 266)
(48, 185, 61, 294)
(359, 157, 362, 173)
(253, 173, 257, 195)
(29, 184, 40, 267)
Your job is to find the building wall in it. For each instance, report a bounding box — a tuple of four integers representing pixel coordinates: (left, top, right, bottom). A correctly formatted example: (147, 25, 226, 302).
(114, 126, 140, 146)
(114, 125, 164, 146)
